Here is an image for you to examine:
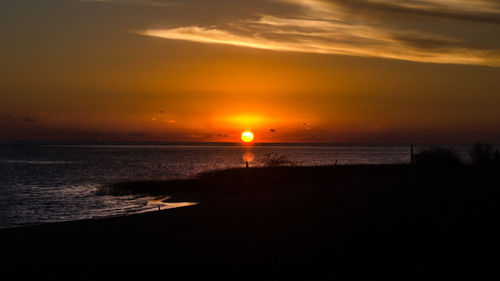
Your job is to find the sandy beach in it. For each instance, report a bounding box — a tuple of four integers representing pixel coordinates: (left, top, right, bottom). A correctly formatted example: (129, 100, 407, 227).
(1, 165, 499, 278)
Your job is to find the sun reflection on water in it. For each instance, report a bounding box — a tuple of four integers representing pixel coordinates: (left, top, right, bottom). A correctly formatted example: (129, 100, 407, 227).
(242, 151, 255, 163)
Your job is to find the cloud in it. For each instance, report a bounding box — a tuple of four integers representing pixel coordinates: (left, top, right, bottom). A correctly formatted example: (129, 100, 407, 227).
(322, 0, 500, 24)
(142, 27, 298, 52)
(389, 31, 460, 50)
(138, 0, 500, 67)
(270, 128, 276, 132)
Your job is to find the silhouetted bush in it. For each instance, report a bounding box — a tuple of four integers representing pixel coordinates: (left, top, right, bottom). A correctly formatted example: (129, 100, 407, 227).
(470, 142, 494, 166)
(414, 146, 462, 167)
(494, 150, 500, 166)
(261, 153, 296, 167)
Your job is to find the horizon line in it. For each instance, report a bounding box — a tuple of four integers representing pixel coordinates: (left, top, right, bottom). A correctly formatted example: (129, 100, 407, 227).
(0, 140, 491, 146)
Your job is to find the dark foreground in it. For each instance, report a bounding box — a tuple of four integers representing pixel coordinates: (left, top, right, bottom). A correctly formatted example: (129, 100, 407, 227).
(1, 165, 499, 278)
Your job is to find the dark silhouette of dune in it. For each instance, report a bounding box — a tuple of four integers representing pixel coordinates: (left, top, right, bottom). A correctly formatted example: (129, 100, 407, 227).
(1, 164, 499, 278)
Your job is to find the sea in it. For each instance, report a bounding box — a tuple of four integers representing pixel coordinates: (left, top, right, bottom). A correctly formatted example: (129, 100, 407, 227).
(0, 142, 472, 229)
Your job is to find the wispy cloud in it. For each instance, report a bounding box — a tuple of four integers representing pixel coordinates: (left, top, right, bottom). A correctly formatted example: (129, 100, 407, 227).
(138, 0, 500, 67)
(322, 0, 500, 24)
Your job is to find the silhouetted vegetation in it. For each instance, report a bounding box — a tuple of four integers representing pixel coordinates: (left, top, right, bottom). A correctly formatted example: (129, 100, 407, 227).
(470, 142, 495, 166)
(495, 149, 500, 165)
(260, 152, 296, 167)
(414, 146, 462, 167)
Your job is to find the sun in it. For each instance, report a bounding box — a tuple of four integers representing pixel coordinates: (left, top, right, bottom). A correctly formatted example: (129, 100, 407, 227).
(241, 131, 254, 143)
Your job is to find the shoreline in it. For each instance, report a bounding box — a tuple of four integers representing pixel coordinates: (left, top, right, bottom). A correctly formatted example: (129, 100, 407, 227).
(1, 164, 499, 277)
(0, 195, 198, 231)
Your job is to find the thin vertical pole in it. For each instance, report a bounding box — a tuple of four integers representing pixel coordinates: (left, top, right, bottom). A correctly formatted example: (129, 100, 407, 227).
(410, 144, 414, 165)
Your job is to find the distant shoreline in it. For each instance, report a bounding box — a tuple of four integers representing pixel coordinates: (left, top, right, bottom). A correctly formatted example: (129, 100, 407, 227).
(0, 140, 481, 146)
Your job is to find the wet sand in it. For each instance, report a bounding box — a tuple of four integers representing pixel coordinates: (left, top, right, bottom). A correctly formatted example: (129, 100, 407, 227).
(1, 165, 499, 278)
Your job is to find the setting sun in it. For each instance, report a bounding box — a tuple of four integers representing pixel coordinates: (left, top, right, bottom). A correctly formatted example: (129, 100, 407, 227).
(241, 131, 254, 143)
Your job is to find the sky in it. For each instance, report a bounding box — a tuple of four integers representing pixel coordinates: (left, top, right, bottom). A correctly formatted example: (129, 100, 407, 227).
(1, 0, 500, 143)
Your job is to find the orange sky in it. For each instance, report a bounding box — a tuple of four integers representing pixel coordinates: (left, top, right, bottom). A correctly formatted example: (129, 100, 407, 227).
(1, 0, 500, 143)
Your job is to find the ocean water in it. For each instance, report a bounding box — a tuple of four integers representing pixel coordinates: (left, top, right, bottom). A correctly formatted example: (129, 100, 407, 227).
(0, 142, 471, 229)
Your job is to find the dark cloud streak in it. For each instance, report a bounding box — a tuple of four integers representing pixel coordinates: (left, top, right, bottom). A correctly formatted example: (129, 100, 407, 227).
(327, 0, 500, 25)
(390, 32, 459, 50)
